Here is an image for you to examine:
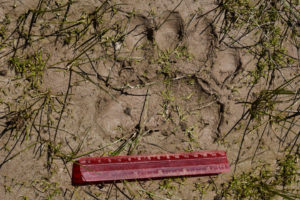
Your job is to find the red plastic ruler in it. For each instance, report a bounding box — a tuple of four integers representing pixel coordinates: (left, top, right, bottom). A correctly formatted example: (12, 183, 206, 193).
(72, 150, 230, 185)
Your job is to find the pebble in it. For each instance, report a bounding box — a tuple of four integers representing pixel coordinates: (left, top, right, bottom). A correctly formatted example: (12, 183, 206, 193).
(0, 70, 7, 76)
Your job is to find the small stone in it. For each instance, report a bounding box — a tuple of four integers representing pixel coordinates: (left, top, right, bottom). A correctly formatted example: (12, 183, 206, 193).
(124, 107, 131, 116)
(0, 70, 7, 76)
(161, 130, 169, 136)
(179, 121, 187, 131)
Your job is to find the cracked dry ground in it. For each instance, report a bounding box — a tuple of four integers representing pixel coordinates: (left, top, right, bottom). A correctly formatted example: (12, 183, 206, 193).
(0, 0, 299, 199)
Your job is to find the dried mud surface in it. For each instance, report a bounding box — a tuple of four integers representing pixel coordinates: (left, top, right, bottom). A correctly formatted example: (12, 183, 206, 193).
(0, 0, 299, 200)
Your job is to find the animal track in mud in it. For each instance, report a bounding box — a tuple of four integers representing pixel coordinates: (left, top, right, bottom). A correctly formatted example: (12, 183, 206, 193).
(155, 11, 184, 51)
(123, 15, 154, 57)
(185, 15, 215, 62)
(212, 49, 242, 86)
(143, 77, 221, 152)
(123, 10, 215, 62)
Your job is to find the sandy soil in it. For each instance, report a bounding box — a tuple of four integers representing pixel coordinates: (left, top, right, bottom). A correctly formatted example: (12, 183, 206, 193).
(0, 0, 299, 199)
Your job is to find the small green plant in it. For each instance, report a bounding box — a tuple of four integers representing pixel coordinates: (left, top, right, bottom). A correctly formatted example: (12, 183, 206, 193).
(9, 51, 47, 89)
(0, 14, 10, 40)
(31, 179, 62, 199)
(218, 0, 298, 84)
(174, 46, 192, 60)
(220, 154, 299, 200)
(156, 46, 192, 78)
(194, 182, 209, 198)
(185, 126, 197, 142)
(159, 178, 177, 197)
(0, 26, 6, 39)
